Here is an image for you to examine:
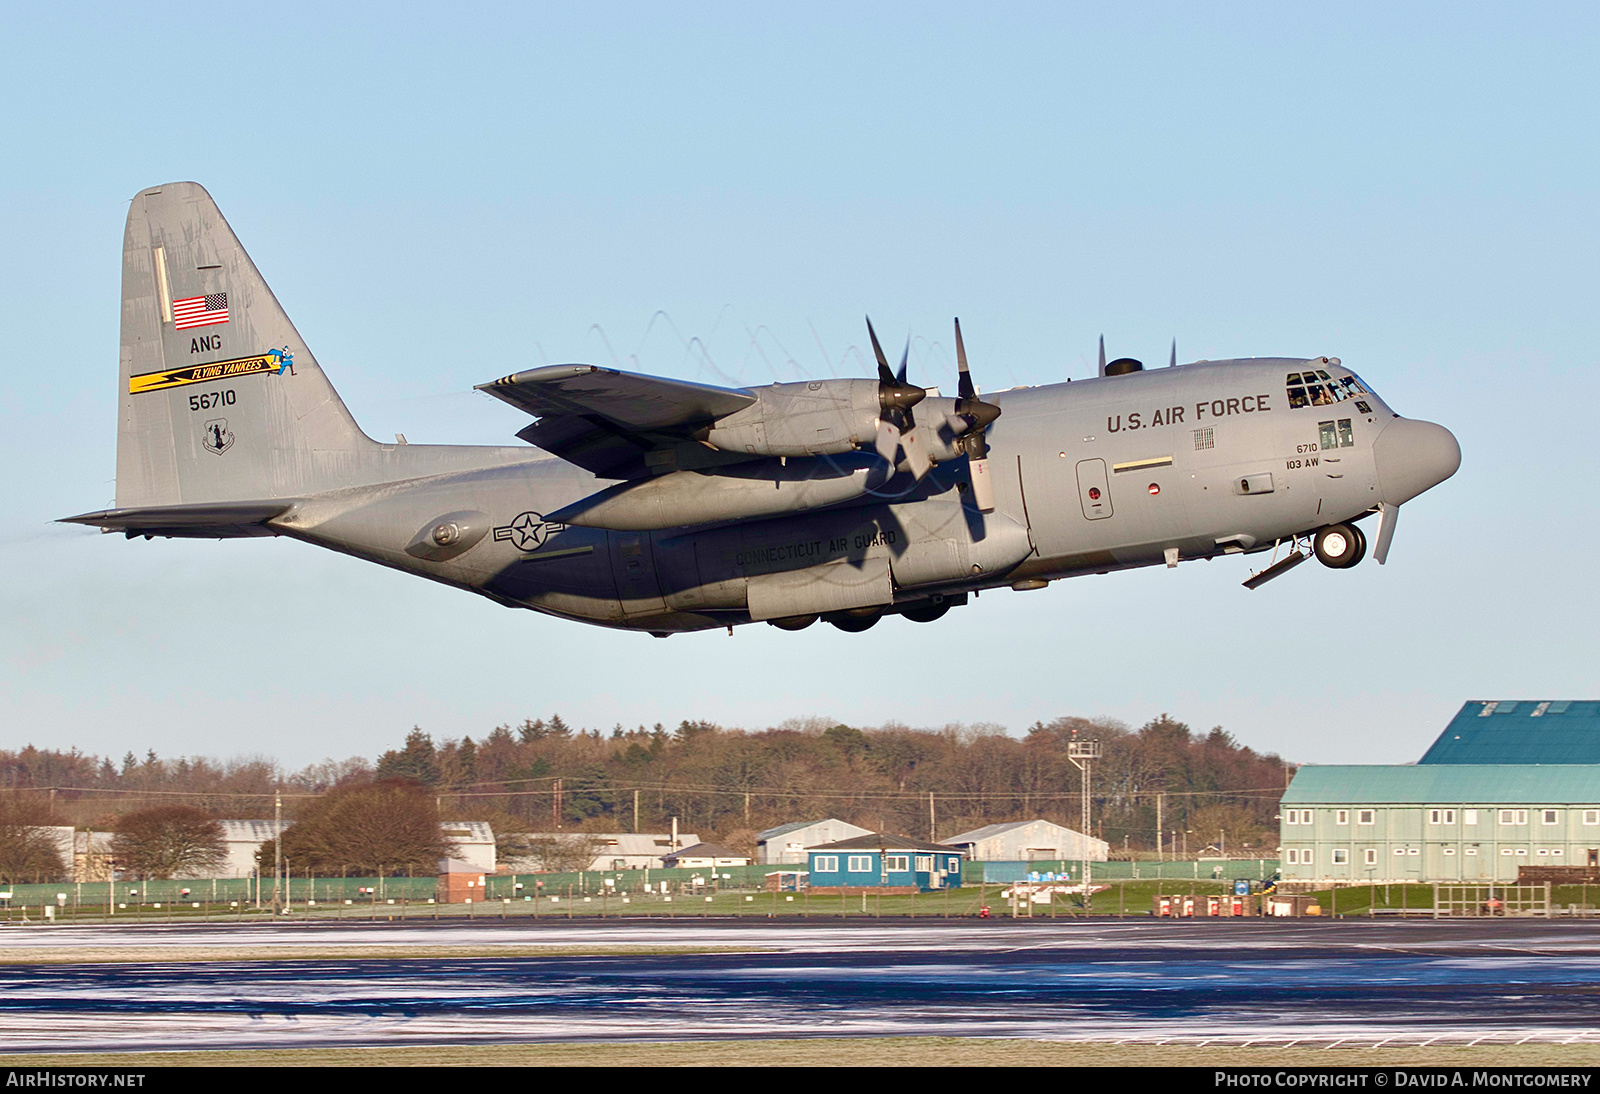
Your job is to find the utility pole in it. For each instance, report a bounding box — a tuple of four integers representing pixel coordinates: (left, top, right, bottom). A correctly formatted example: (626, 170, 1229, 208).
(273, 789, 283, 913)
(633, 789, 640, 834)
(1156, 792, 1164, 861)
(929, 792, 936, 841)
(1067, 737, 1102, 908)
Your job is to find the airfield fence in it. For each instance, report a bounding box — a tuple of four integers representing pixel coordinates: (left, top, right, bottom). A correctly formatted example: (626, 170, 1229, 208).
(0, 859, 1277, 923)
(9, 865, 1600, 924)
(0, 858, 1277, 907)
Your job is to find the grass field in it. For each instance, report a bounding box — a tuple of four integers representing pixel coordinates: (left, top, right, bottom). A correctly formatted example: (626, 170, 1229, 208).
(7, 878, 1596, 925)
(0, 879, 1251, 925)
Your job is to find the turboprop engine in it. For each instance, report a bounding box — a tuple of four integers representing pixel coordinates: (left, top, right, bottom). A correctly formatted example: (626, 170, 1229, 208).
(701, 379, 882, 457)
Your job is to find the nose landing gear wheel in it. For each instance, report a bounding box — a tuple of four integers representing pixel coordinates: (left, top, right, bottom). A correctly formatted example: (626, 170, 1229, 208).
(1313, 523, 1366, 568)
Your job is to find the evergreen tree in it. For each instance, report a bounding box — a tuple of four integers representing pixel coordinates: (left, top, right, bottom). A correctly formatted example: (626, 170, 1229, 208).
(374, 728, 441, 786)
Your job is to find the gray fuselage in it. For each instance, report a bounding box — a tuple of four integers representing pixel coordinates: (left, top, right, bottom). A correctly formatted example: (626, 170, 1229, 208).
(267, 355, 1458, 635)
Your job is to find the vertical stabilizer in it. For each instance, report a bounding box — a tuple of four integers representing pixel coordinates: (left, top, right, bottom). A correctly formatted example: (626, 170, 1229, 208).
(116, 182, 375, 508)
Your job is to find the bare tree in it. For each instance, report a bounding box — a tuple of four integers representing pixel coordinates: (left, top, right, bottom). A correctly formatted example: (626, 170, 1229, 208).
(113, 805, 227, 879)
(0, 794, 67, 883)
(272, 780, 449, 876)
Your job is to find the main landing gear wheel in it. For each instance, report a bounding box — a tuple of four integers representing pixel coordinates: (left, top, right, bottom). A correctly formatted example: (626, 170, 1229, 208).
(828, 609, 882, 633)
(1313, 523, 1366, 569)
(901, 603, 950, 624)
(768, 614, 818, 632)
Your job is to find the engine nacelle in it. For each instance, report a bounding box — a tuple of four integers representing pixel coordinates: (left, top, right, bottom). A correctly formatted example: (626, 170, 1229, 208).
(703, 380, 880, 457)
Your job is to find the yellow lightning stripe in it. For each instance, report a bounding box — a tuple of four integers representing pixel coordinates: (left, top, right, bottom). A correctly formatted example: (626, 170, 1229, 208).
(129, 353, 283, 395)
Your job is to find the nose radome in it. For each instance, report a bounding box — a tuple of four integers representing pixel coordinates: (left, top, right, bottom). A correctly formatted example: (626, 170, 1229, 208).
(1372, 417, 1461, 505)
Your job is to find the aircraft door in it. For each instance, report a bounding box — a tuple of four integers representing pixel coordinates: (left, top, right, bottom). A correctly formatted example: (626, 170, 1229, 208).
(1075, 459, 1113, 520)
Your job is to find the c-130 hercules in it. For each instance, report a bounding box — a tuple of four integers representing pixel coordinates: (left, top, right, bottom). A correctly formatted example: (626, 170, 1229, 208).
(65, 183, 1461, 635)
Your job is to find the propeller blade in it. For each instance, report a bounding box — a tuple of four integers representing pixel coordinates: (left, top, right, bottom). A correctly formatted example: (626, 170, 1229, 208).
(949, 316, 1000, 501)
(969, 455, 995, 512)
(901, 426, 932, 479)
(955, 317, 975, 401)
(866, 317, 895, 386)
(896, 339, 909, 386)
(874, 418, 901, 464)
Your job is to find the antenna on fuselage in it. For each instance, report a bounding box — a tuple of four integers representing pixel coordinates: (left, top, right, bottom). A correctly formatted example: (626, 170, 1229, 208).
(1169, 338, 1177, 368)
(1097, 335, 1106, 378)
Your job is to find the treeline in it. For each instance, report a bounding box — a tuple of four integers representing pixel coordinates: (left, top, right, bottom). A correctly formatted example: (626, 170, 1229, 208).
(0, 713, 1293, 857)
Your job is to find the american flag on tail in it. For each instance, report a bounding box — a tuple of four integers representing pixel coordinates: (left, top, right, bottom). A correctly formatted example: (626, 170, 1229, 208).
(173, 293, 229, 330)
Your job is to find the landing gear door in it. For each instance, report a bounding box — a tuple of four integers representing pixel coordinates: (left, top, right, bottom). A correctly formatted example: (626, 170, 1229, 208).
(1076, 459, 1113, 520)
(608, 531, 667, 616)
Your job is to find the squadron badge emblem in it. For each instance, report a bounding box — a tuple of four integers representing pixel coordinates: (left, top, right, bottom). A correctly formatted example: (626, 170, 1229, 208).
(201, 418, 234, 455)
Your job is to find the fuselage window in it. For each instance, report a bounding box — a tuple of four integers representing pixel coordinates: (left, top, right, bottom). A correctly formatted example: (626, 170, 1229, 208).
(1337, 419, 1354, 447)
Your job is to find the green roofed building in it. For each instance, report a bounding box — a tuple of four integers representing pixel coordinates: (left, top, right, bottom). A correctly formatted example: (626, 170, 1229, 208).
(1279, 701, 1600, 887)
(1280, 765, 1600, 884)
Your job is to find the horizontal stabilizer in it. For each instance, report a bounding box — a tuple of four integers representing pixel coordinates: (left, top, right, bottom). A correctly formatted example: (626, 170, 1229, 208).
(59, 501, 290, 539)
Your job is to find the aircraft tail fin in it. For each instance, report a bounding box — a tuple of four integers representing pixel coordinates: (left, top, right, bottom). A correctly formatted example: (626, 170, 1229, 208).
(114, 182, 376, 511)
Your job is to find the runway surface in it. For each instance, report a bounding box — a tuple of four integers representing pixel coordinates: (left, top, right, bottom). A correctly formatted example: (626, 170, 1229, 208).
(2, 919, 1599, 1053)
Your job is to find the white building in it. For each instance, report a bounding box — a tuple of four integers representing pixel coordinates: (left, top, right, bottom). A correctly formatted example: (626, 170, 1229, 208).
(439, 821, 496, 873)
(941, 819, 1108, 863)
(218, 820, 287, 878)
(661, 842, 752, 868)
(757, 820, 872, 864)
(502, 832, 700, 871)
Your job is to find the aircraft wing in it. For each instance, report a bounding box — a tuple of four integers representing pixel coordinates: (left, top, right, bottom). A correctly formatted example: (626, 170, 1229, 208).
(477, 365, 756, 478)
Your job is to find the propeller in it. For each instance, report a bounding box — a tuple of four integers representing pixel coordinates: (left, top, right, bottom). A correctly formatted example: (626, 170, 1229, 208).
(866, 317, 931, 478)
(951, 318, 1002, 511)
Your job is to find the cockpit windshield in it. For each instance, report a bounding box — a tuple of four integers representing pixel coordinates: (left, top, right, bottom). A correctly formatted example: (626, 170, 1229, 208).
(1286, 368, 1370, 410)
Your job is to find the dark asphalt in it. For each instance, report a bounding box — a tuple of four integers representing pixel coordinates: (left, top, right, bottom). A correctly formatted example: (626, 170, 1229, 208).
(2, 918, 1598, 1052)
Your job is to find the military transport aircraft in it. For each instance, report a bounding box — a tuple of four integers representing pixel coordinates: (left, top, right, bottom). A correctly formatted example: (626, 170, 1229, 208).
(64, 183, 1461, 635)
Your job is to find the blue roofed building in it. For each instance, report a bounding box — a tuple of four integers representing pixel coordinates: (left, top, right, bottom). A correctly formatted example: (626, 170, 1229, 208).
(806, 833, 963, 891)
(1419, 701, 1600, 765)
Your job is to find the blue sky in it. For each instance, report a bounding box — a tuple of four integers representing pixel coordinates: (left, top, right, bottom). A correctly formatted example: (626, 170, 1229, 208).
(3, 3, 1596, 770)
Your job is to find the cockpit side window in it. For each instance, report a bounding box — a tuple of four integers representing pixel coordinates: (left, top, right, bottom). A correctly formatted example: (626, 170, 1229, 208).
(1321, 418, 1356, 450)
